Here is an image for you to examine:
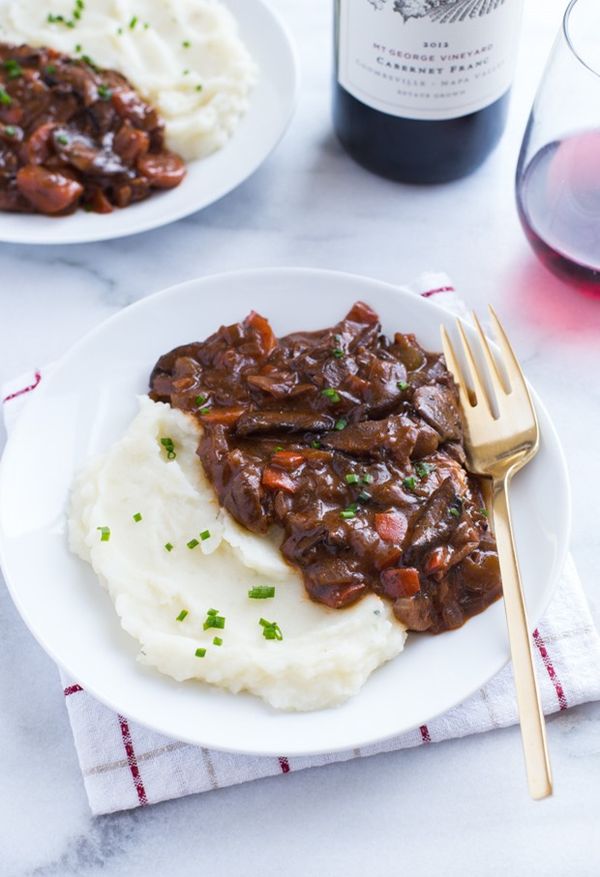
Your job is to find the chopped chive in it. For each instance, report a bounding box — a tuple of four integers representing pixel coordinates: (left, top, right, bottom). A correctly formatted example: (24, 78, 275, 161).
(96, 526, 110, 542)
(194, 394, 207, 406)
(4, 59, 22, 79)
(182, 40, 191, 48)
(310, 440, 321, 449)
(248, 586, 275, 599)
(195, 84, 203, 91)
(199, 407, 211, 415)
(397, 380, 409, 391)
(403, 476, 416, 491)
(183, 68, 190, 75)
(4, 125, 16, 137)
(415, 462, 435, 479)
(199, 529, 211, 541)
(81, 55, 96, 68)
(176, 609, 188, 622)
(45, 64, 57, 75)
(449, 507, 460, 518)
(203, 609, 225, 630)
(213, 636, 223, 646)
(0, 87, 12, 106)
(75, 43, 82, 52)
(129, 15, 138, 29)
(322, 388, 341, 403)
(117, 26, 123, 34)
(165, 542, 174, 552)
(479, 507, 489, 518)
(160, 437, 176, 459)
(259, 618, 283, 641)
(340, 509, 356, 520)
(275, 445, 284, 452)
(335, 418, 348, 431)
(132, 512, 142, 522)
(345, 473, 359, 484)
(363, 473, 374, 484)
(187, 538, 200, 550)
(195, 647, 206, 658)
(143, 22, 149, 29)
(56, 133, 69, 145)
(332, 347, 344, 359)
(97, 84, 112, 100)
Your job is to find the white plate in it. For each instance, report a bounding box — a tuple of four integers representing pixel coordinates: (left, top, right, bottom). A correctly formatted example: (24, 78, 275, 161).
(0, 268, 571, 756)
(0, 0, 298, 245)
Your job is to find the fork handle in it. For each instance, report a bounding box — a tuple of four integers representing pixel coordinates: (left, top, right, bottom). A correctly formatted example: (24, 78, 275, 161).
(492, 474, 553, 800)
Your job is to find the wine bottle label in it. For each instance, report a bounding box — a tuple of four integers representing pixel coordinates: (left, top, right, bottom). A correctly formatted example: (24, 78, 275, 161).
(338, 0, 523, 120)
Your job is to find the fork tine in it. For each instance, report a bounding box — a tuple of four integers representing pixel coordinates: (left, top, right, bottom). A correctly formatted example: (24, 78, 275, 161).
(440, 325, 473, 411)
(472, 311, 510, 397)
(487, 306, 530, 398)
(456, 318, 494, 415)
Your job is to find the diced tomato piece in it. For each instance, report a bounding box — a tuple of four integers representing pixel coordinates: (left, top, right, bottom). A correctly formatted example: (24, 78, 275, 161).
(374, 512, 408, 544)
(245, 310, 277, 356)
(345, 301, 379, 325)
(198, 407, 245, 427)
(262, 467, 297, 493)
(271, 450, 305, 471)
(380, 567, 421, 599)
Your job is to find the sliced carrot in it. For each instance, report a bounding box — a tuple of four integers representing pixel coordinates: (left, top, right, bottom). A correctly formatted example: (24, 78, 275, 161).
(424, 546, 449, 574)
(198, 406, 245, 427)
(380, 567, 421, 599)
(346, 301, 379, 325)
(374, 512, 408, 544)
(245, 311, 277, 356)
(262, 467, 297, 493)
(271, 450, 305, 471)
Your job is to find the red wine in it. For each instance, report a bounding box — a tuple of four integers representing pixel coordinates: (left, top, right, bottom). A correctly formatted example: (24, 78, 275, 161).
(333, 0, 523, 184)
(516, 132, 600, 294)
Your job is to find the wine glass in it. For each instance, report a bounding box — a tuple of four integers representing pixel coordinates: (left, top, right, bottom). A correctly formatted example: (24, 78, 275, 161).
(516, 0, 600, 295)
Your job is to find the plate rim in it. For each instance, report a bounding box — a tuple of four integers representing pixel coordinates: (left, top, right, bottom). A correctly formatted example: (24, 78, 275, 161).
(0, 0, 300, 245)
(0, 267, 573, 755)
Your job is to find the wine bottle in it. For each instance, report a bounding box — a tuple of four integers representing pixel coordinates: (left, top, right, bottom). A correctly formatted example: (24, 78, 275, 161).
(333, 0, 524, 184)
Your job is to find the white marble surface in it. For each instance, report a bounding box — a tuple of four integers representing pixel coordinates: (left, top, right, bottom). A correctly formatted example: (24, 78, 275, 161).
(1, 1, 600, 874)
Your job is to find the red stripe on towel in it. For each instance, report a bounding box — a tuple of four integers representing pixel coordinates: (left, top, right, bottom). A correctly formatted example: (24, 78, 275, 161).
(420, 286, 455, 299)
(64, 684, 84, 696)
(533, 629, 568, 711)
(278, 756, 290, 773)
(118, 715, 149, 805)
(419, 725, 432, 744)
(2, 370, 42, 403)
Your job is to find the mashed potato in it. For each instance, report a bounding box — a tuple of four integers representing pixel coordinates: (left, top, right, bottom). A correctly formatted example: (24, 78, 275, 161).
(0, 0, 257, 160)
(68, 398, 406, 711)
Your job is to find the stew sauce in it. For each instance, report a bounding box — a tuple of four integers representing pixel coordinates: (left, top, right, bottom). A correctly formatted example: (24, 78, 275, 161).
(0, 43, 185, 215)
(150, 303, 502, 633)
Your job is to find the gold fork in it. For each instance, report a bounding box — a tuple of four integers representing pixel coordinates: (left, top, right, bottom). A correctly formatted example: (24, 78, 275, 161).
(441, 307, 552, 800)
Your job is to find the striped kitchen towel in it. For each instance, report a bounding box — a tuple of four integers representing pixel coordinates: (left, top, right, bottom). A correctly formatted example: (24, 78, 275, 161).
(2, 278, 600, 815)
